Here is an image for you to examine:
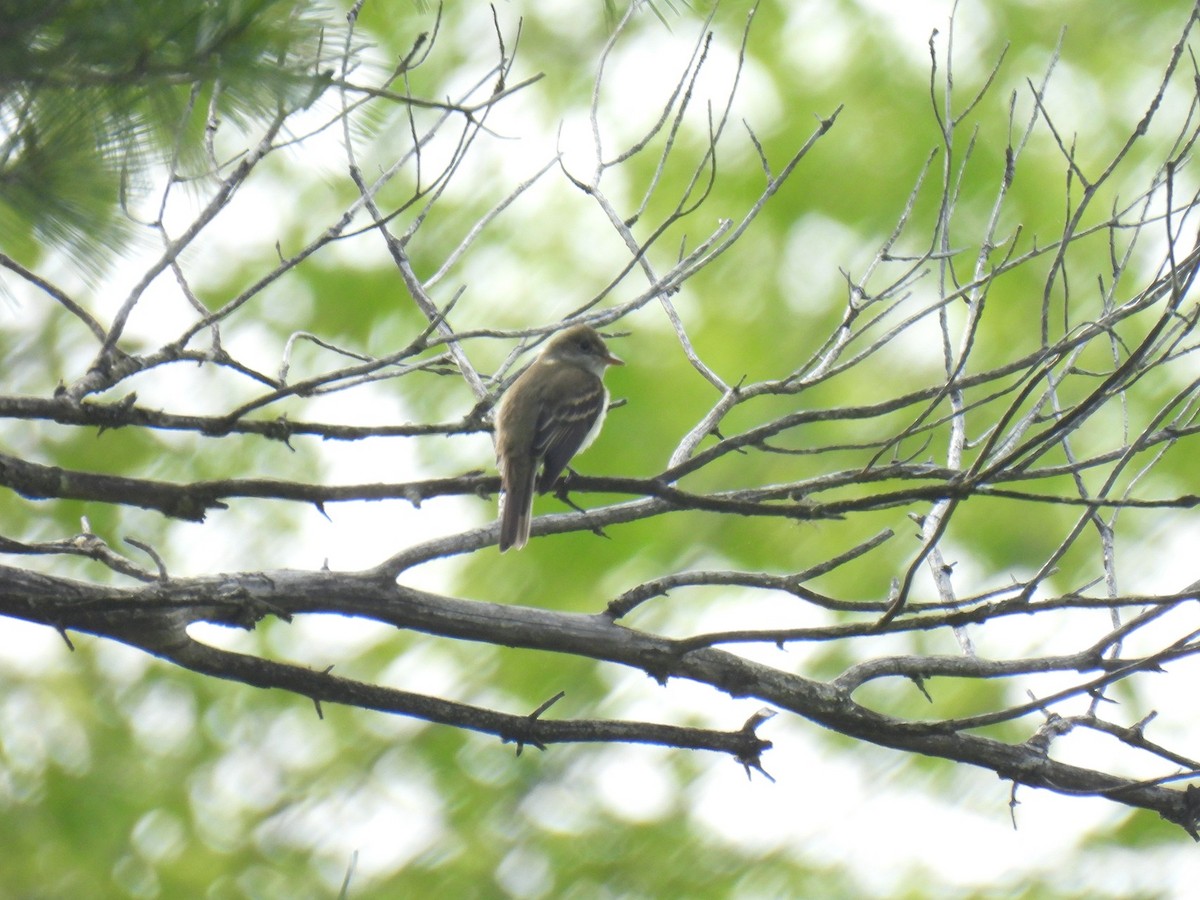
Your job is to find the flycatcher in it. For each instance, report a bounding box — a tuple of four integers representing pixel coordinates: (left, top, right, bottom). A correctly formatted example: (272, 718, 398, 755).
(494, 324, 623, 552)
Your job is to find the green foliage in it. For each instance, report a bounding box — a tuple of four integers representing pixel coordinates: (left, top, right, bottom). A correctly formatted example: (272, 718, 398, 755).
(0, 0, 332, 274)
(4, 0, 1200, 897)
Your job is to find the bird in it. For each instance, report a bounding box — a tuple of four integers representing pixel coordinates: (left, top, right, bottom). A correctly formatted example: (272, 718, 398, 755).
(494, 324, 624, 552)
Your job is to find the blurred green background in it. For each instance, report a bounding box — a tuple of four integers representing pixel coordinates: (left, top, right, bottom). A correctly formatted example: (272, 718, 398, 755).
(2, 0, 1199, 896)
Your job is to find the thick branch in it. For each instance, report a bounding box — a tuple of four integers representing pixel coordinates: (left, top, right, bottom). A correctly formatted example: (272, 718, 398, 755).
(1, 563, 1196, 835)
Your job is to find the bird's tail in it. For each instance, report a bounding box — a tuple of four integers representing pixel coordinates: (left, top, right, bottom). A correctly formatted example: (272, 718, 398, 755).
(499, 458, 536, 552)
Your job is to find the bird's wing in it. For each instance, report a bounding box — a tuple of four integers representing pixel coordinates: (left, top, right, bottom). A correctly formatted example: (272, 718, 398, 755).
(532, 367, 607, 493)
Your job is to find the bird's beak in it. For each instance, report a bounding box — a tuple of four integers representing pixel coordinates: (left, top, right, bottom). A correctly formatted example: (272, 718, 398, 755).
(605, 351, 624, 367)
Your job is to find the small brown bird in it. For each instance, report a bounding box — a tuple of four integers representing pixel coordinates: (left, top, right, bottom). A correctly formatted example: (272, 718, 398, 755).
(494, 324, 623, 552)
